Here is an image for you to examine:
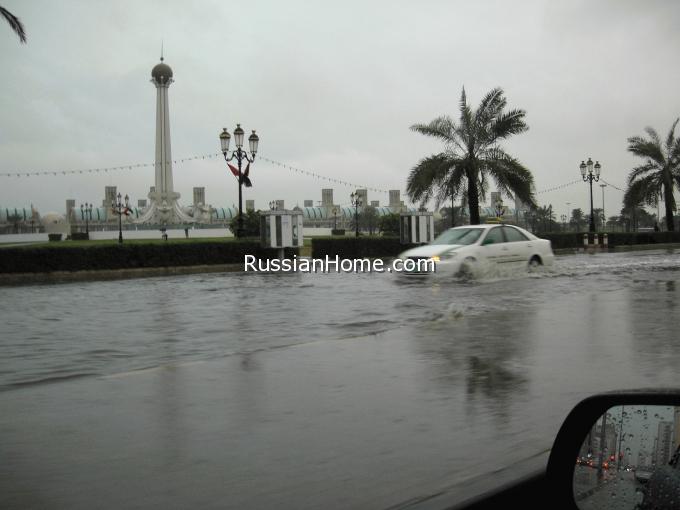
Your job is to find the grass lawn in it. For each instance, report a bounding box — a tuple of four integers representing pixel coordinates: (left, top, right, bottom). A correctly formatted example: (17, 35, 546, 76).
(1, 237, 252, 249)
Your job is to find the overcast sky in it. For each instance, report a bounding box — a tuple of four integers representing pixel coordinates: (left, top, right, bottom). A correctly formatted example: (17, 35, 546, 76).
(2, 0, 680, 217)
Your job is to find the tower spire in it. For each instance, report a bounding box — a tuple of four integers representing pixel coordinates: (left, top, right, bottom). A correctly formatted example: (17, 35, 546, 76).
(160, 40, 164, 61)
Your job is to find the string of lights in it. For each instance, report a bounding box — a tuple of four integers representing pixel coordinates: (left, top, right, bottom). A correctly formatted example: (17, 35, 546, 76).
(0, 152, 390, 194)
(257, 156, 389, 194)
(0, 152, 222, 178)
(3, 154, 611, 197)
(535, 180, 580, 194)
(600, 179, 625, 192)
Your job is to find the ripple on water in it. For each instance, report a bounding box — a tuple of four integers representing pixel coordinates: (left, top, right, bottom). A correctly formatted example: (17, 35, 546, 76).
(0, 251, 678, 389)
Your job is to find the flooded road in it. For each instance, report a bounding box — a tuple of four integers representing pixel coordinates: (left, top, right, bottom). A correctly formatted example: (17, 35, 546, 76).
(1, 250, 679, 509)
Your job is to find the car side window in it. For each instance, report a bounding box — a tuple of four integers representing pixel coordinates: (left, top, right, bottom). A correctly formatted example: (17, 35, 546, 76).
(483, 227, 505, 244)
(502, 226, 529, 242)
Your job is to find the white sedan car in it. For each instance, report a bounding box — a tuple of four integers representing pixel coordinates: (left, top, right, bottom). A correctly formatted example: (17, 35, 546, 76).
(398, 224, 555, 277)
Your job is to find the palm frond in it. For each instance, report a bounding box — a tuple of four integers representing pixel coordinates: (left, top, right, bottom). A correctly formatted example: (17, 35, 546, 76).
(458, 87, 474, 144)
(406, 153, 459, 205)
(627, 162, 658, 185)
(623, 174, 660, 208)
(489, 109, 528, 141)
(410, 116, 457, 145)
(0, 6, 26, 43)
(644, 126, 661, 147)
(627, 135, 665, 165)
(481, 148, 536, 208)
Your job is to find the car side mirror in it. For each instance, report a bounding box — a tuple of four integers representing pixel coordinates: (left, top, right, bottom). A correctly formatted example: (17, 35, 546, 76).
(546, 390, 680, 509)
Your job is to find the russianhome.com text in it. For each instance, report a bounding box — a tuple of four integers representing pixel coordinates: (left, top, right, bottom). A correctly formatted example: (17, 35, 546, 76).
(244, 255, 435, 273)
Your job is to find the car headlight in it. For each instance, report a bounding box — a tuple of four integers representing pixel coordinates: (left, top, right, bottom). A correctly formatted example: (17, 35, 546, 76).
(431, 255, 441, 263)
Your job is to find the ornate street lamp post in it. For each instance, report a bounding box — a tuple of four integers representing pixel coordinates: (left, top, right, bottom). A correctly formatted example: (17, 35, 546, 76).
(350, 192, 362, 238)
(111, 193, 130, 244)
(332, 207, 338, 230)
(580, 157, 601, 233)
(494, 198, 505, 220)
(80, 202, 93, 235)
(220, 125, 259, 238)
(600, 183, 607, 231)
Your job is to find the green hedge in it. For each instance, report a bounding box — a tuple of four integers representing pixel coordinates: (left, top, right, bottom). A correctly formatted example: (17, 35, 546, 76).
(312, 237, 417, 258)
(535, 231, 680, 249)
(0, 241, 298, 274)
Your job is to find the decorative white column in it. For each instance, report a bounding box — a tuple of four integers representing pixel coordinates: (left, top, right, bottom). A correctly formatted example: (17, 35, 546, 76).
(137, 57, 194, 225)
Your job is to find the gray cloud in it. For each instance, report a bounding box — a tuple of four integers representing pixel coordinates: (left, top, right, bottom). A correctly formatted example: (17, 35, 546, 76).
(1, 0, 679, 215)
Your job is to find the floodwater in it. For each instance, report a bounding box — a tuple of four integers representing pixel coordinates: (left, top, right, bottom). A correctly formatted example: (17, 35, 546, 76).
(1, 250, 679, 509)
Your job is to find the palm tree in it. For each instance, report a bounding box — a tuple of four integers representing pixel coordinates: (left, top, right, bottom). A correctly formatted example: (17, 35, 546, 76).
(407, 87, 536, 224)
(624, 119, 680, 231)
(1, 6, 26, 43)
(570, 208, 585, 232)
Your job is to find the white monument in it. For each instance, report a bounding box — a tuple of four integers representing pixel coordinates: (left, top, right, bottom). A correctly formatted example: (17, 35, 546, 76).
(137, 56, 194, 225)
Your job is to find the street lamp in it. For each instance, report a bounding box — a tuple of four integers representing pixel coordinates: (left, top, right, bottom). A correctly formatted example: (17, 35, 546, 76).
(80, 203, 93, 235)
(494, 198, 505, 220)
(269, 201, 277, 211)
(220, 125, 259, 238)
(111, 193, 130, 244)
(599, 183, 607, 231)
(580, 157, 601, 233)
(332, 207, 338, 231)
(350, 192, 362, 238)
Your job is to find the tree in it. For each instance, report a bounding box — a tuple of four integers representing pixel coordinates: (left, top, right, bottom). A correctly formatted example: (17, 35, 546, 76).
(407, 87, 536, 224)
(7, 213, 22, 233)
(228, 210, 260, 238)
(1, 6, 26, 43)
(570, 208, 585, 232)
(378, 213, 400, 236)
(624, 119, 680, 231)
(437, 206, 465, 229)
(359, 206, 379, 235)
(585, 208, 604, 231)
(535, 205, 555, 232)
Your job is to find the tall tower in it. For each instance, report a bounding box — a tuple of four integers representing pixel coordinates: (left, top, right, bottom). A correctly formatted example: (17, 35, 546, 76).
(137, 56, 194, 225)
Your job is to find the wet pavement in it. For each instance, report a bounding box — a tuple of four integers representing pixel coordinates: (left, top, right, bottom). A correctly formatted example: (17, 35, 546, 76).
(1, 250, 679, 508)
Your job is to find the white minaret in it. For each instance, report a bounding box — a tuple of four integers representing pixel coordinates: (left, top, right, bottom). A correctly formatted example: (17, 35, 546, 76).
(137, 56, 194, 225)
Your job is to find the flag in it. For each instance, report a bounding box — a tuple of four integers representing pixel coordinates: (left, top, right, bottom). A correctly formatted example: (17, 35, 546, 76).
(243, 163, 252, 187)
(227, 163, 239, 177)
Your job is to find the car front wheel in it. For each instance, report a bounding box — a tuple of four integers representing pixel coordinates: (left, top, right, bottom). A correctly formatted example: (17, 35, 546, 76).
(528, 256, 542, 271)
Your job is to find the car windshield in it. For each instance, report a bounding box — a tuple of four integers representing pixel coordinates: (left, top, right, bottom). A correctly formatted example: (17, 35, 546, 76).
(431, 228, 484, 245)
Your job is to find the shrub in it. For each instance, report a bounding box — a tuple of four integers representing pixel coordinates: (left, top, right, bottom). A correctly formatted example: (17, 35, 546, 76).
(312, 237, 417, 259)
(535, 231, 680, 249)
(48, 234, 62, 242)
(0, 241, 299, 274)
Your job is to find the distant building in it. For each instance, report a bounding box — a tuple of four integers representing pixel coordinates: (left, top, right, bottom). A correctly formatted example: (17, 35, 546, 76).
(275, 199, 285, 210)
(656, 421, 674, 466)
(245, 200, 255, 212)
(638, 449, 653, 469)
(356, 189, 368, 208)
(304, 200, 314, 207)
(65, 199, 76, 221)
(193, 187, 205, 206)
(321, 189, 334, 208)
(389, 190, 401, 209)
(370, 200, 380, 207)
(104, 186, 117, 208)
(138, 199, 147, 208)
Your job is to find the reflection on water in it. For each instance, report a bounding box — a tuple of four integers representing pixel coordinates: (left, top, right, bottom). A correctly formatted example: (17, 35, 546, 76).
(0, 251, 680, 508)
